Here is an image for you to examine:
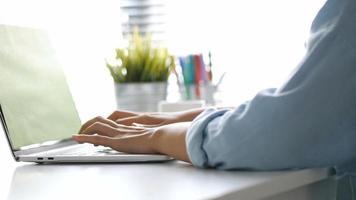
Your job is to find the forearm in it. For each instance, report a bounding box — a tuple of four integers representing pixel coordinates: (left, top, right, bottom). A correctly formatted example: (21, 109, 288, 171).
(152, 122, 191, 163)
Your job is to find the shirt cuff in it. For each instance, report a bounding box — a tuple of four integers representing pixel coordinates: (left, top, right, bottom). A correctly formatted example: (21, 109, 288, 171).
(186, 107, 230, 168)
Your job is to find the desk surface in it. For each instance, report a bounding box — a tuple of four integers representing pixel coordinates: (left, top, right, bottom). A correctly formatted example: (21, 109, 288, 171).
(0, 129, 333, 200)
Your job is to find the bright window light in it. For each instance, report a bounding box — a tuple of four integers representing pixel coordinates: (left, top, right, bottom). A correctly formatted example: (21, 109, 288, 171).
(0, 0, 326, 109)
(166, 0, 326, 105)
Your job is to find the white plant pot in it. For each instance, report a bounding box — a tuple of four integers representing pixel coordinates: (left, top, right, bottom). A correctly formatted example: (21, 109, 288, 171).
(114, 82, 167, 112)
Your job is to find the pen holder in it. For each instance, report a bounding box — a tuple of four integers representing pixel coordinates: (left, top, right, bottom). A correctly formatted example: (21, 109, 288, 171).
(179, 82, 218, 105)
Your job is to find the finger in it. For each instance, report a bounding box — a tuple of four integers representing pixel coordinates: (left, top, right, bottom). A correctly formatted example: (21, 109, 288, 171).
(116, 123, 147, 130)
(79, 116, 118, 134)
(115, 114, 162, 126)
(81, 122, 121, 137)
(114, 115, 140, 126)
(72, 135, 114, 148)
(82, 122, 146, 137)
(107, 110, 138, 121)
(132, 123, 162, 128)
(114, 126, 147, 135)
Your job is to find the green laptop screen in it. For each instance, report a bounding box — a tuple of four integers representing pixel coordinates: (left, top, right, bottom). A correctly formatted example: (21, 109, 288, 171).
(0, 25, 82, 150)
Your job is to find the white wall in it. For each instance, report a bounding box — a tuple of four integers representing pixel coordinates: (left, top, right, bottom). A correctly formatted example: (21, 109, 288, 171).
(167, 0, 326, 105)
(0, 0, 327, 110)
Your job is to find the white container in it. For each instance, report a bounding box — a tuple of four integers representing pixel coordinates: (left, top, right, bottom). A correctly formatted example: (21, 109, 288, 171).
(114, 82, 167, 112)
(179, 83, 217, 105)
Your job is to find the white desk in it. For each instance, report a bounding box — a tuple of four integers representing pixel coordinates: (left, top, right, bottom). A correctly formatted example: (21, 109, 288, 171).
(0, 129, 336, 200)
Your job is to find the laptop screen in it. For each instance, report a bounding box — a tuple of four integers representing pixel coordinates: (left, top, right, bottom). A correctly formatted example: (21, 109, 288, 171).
(0, 25, 82, 150)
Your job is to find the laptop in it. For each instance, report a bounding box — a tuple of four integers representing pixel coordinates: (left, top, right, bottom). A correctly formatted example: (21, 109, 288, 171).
(0, 24, 171, 163)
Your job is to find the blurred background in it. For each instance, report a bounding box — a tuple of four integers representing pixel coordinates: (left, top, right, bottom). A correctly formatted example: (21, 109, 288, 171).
(0, 0, 326, 119)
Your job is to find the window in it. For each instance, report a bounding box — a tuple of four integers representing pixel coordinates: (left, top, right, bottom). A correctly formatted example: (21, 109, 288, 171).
(120, 0, 168, 44)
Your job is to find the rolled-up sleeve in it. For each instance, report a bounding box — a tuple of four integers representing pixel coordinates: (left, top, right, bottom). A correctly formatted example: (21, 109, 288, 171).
(187, 86, 356, 171)
(186, 0, 356, 174)
(186, 107, 230, 167)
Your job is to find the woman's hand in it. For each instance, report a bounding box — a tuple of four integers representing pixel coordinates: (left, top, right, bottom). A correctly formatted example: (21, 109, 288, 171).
(108, 110, 181, 126)
(79, 108, 205, 134)
(73, 117, 191, 162)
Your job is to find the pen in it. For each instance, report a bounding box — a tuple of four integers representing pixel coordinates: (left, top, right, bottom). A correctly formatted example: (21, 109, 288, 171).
(207, 51, 213, 82)
(179, 56, 191, 100)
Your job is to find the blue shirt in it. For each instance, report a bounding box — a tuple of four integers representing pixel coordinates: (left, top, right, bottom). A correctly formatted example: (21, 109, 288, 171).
(186, 0, 356, 198)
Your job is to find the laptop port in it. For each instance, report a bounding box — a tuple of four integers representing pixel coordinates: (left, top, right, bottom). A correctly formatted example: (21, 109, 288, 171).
(48, 157, 54, 160)
(37, 157, 43, 160)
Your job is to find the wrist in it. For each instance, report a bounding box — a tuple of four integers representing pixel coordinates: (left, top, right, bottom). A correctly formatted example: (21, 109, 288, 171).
(150, 123, 191, 162)
(150, 126, 165, 154)
(174, 108, 206, 122)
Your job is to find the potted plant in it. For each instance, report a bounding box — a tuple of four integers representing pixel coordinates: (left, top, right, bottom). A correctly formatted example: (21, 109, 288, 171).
(106, 27, 175, 112)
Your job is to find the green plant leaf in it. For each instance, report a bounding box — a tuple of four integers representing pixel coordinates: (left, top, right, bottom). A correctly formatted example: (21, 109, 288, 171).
(106, 27, 175, 83)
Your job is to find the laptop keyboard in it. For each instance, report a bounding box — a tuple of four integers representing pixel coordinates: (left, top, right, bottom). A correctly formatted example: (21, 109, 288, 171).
(42, 144, 123, 156)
